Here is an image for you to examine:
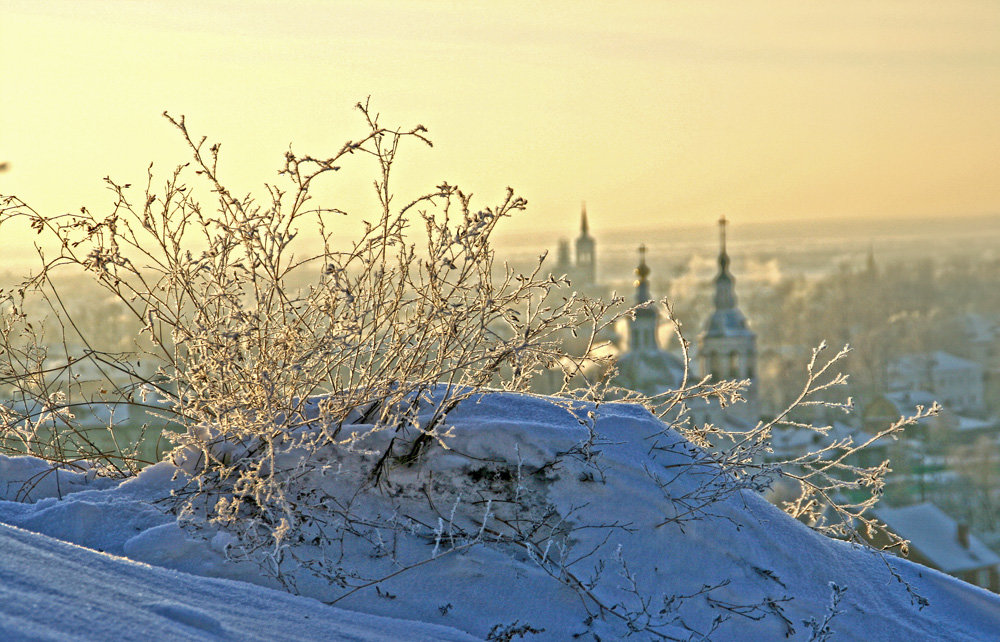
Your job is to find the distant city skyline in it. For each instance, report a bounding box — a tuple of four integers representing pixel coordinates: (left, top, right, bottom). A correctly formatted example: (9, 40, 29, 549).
(2, 1, 1000, 247)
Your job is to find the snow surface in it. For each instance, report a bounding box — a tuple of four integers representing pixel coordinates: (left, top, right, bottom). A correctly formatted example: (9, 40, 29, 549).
(1, 392, 1000, 640)
(0, 522, 474, 641)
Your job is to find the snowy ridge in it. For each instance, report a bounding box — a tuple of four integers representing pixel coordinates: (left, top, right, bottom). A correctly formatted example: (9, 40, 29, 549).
(1, 392, 999, 640)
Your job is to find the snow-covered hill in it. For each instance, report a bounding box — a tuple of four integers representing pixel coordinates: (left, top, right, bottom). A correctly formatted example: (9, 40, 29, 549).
(1, 392, 999, 640)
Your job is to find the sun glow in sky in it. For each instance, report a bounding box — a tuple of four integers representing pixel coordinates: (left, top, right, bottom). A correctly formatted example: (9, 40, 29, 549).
(2, 1, 1000, 244)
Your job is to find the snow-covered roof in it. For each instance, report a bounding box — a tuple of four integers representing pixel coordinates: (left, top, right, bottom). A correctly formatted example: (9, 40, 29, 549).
(879, 391, 996, 432)
(892, 351, 982, 373)
(885, 389, 939, 410)
(955, 415, 997, 433)
(929, 351, 982, 371)
(770, 421, 892, 459)
(875, 503, 1000, 573)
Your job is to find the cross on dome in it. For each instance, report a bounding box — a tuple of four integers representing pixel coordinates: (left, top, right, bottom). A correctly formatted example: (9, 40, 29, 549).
(635, 244, 650, 282)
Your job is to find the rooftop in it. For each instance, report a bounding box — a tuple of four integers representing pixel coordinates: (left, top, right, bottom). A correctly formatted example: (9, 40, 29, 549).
(875, 502, 1000, 573)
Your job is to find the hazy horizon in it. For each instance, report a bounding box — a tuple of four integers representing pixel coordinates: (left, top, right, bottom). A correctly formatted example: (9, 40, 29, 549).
(1, 209, 996, 276)
(496, 209, 1000, 260)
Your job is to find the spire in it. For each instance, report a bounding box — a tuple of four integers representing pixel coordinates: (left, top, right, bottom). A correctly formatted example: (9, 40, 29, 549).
(865, 243, 878, 277)
(698, 216, 757, 419)
(634, 244, 651, 304)
(630, 244, 658, 352)
(713, 215, 736, 311)
(574, 202, 596, 284)
(717, 215, 730, 273)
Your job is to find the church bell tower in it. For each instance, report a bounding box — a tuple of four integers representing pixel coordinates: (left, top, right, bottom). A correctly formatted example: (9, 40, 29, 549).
(698, 216, 757, 421)
(574, 204, 596, 286)
(629, 245, 659, 353)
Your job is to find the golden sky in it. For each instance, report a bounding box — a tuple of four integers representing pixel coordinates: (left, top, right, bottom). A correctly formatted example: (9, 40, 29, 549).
(2, 1, 1000, 243)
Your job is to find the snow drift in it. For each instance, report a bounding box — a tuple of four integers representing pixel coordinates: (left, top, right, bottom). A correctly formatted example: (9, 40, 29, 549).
(1, 392, 999, 640)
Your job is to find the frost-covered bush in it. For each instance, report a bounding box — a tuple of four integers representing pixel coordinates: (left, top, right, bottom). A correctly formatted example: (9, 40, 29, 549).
(0, 102, 630, 538)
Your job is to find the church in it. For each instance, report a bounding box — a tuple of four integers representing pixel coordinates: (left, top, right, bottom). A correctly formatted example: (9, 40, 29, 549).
(695, 216, 758, 425)
(612, 216, 758, 426)
(545, 209, 758, 426)
(554, 204, 599, 294)
(611, 244, 686, 397)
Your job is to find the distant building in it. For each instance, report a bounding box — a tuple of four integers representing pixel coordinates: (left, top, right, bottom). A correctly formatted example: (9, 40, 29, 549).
(554, 204, 597, 289)
(871, 502, 1000, 592)
(958, 314, 1000, 414)
(696, 216, 758, 425)
(862, 390, 937, 438)
(534, 206, 611, 394)
(862, 388, 1000, 455)
(888, 351, 984, 415)
(549, 214, 758, 420)
(611, 246, 685, 397)
(574, 205, 596, 286)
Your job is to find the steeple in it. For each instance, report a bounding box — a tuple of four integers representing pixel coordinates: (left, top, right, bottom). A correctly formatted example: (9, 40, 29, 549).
(719, 213, 727, 258)
(865, 243, 878, 278)
(634, 244, 651, 304)
(703, 216, 749, 337)
(697, 216, 757, 424)
(574, 202, 596, 285)
(629, 245, 658, 352)
(713, 215, 737, 311)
